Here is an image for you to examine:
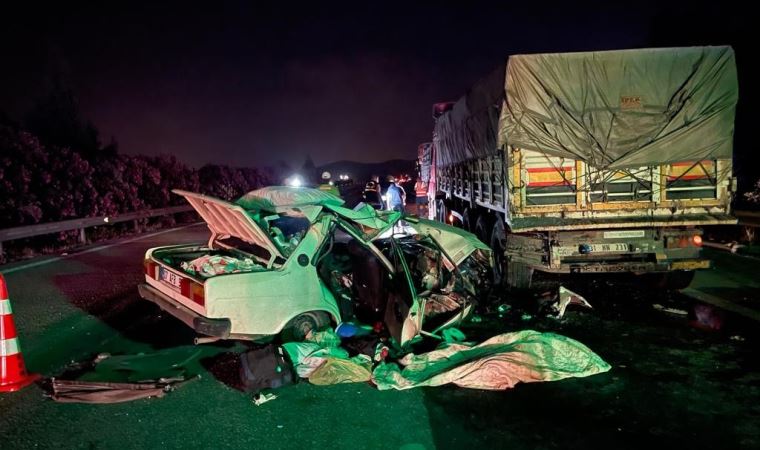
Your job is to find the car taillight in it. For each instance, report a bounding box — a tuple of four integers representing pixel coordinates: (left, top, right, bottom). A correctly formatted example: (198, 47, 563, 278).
(692, 235, 703, 247)
(143, 259, 158, 279)
(180, 278, 205, 307)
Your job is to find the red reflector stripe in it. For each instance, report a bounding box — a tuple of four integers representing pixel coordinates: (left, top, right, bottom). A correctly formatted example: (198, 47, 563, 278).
(527, 181, 573, 187)
(1, 314, 18, 340)
(526, 167, 574, 173)
(0, 275, 7, 299)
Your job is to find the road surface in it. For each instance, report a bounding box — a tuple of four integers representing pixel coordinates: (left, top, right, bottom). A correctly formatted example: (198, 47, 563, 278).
(1, 225, 759, 449)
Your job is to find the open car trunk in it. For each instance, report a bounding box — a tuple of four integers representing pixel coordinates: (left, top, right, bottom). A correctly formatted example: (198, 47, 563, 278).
(173, 189, 285, 268)
(150, 245, 270, 281)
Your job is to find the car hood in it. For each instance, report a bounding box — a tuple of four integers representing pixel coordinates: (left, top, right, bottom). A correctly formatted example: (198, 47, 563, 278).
(405, 217, 492, 266)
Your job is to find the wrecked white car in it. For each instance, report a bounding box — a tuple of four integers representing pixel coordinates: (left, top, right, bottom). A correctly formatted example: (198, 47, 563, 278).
(138, 187, 492, 347)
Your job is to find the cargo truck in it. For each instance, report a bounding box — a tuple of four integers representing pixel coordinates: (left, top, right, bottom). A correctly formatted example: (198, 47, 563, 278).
(421, 46, 739, 289)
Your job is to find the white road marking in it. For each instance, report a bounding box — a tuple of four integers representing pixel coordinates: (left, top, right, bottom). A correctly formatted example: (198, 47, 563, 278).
(0, 223, 204, 275)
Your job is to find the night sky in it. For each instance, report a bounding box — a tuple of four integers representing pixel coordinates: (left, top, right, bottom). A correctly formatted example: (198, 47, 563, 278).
(0, 1, 753, 170)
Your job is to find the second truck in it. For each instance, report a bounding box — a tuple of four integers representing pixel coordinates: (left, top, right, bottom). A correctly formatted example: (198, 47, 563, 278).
(419, 46, 739, 289)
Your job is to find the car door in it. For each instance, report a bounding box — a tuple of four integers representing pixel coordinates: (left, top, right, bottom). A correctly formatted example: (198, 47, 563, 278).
(383, 238, 424, 347)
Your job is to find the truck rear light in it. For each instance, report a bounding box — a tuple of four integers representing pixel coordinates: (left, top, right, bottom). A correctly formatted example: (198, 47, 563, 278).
(143, 259, 158, 279)
(665, 234, 703, 248)
(180, 278, 205, 307)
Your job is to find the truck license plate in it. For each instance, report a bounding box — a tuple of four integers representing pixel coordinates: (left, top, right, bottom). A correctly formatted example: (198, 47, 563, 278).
(159, 267, 182, 289)
(589, 243, 629, 253)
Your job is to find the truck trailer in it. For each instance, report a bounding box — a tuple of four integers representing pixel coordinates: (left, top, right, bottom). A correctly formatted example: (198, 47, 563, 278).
(421, 46, 739, 289)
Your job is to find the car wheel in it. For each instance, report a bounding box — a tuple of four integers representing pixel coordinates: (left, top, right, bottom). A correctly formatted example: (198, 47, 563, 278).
(281, 311, 330, 342)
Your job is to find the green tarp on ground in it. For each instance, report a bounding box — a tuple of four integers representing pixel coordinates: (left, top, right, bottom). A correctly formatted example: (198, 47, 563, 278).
(285, 329, 610, 390)
(435, 46, 738, 170)
(371, 330, 611, 390)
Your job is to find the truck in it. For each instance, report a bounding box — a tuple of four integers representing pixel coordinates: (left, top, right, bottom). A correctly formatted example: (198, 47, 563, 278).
(421, 46, 739, 289)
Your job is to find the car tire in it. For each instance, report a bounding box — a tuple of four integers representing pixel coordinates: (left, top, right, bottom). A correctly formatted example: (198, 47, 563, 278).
(281, 311, 330, 342)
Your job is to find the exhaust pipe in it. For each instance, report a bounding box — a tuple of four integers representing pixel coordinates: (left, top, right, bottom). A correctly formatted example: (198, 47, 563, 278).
(194, 336, 221, 345)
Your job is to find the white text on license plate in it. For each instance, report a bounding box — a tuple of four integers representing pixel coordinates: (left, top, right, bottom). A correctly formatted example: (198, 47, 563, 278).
(589, 243, 629, 253)
(159, 267, 182, 289)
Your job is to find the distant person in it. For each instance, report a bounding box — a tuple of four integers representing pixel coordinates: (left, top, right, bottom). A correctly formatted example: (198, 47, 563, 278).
(385, 176, 406, 212)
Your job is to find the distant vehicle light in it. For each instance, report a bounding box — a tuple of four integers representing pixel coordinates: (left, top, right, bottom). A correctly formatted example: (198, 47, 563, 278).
(103, 216, 109, 223)
(448, 213, 454, 223)
(692, 235, 703, 246)
(329, 181, 334, 186)
(287, 176, 303, 187)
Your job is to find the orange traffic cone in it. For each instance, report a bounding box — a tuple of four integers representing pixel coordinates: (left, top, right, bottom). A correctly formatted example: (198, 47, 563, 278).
(0, 273, 40, 392)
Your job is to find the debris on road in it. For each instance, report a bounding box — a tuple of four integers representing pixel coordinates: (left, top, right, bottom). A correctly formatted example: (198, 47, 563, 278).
(371, 330, 611, 390)
(308, 355, 372, 385)
(252, 392, 277, 406)
(45, 347, 207, 403)
(691, 304, 724, 331)
(553, 286, 593, 319)
(248, 325, 610, 393)
(49, 377, 196, 404)
(239, 345, 295, 394)
(652, 304, 689, 316)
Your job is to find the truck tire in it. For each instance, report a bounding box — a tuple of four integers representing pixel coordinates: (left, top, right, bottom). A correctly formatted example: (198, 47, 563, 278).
(490, 220, 507, 286)
(463, 208, 475, 232)
(436, 200, 447, 223)
(475, 215, 491, 244)
(281, 311, 330, 342)
(507, 262, 533, 290)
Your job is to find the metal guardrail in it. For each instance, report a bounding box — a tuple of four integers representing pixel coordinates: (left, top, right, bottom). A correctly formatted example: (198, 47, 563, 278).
(0, 205, 194, 257)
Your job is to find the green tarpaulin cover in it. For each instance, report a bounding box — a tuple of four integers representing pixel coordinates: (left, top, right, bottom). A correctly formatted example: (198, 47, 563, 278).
(435, 46, 738, 170)
(371, 330, 611, 390)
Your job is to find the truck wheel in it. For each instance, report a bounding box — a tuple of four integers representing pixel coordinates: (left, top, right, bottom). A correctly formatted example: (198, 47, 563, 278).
(475, 215, 491, 244)
(281, 311, 329, 342)
(490, 220, 507, 286)
(436, 200, 447, 223)
(507, 262, 533, 290)
(463, 208, 476, 233)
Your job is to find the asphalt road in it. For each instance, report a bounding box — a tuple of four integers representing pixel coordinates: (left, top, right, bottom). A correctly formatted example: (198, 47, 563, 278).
(1, 225, 759, 449)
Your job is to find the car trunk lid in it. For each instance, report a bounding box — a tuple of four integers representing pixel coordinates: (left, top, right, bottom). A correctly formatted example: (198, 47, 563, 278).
(173, 189, 284, 266)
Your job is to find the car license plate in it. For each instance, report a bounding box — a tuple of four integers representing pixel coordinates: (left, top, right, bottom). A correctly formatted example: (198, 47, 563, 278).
(159, 267, 182, 289)
(589, 243, 629, 253)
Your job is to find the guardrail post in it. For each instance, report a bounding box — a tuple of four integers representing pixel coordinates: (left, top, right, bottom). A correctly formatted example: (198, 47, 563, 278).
(78, 228, 86, 244)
